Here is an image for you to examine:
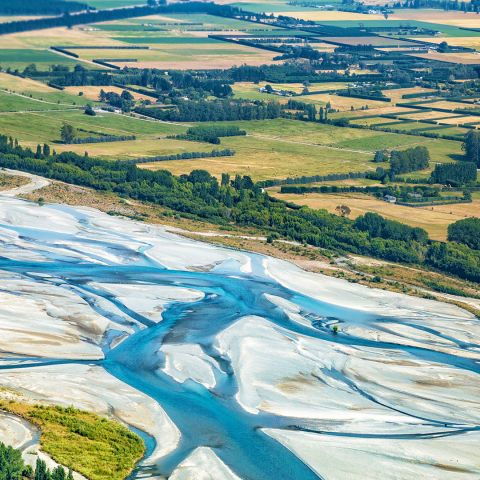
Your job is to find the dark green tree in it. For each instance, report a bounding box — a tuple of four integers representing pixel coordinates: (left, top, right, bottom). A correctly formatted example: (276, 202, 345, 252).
(463, 130, 480, 167)
(60, 123, 76, 144)
(0, 442, 25, 480)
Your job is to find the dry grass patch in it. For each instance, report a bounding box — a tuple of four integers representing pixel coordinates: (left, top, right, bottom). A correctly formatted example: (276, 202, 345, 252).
(409, 51, 480, 65)
(437, 115, 480, 125)
(402, 111, 460, 121)
(300, 92, 388, 110)
(427, 99, 480, 111)
(383, 87, 437, 103)
(412, 37, 480, 52)
(0, 72, 55, 92)
(392, 9, 480, 27)
(271, 191, 480, 240)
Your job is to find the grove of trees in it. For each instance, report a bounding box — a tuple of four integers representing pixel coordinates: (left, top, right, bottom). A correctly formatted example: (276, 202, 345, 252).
(448, 217, 480, 250)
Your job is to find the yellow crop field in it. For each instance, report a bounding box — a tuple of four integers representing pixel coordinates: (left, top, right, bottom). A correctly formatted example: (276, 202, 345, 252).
(0, 72, 55, 92)
(413, 37, 480, 52)
(438, 115, 480, 125)
(392, 9, 480, 28)
(383, 87, 437, 103)
(402, 111, 460, 121)
(428, 100, 480, 110)
(410, 51, 480, 64)
(300, 92, 390, 110)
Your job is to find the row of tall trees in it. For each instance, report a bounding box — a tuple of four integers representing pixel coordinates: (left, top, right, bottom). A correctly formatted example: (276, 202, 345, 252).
(0, 0, 88, 14)
(136, 99, 282, 122)
(463, 130, 480, 167)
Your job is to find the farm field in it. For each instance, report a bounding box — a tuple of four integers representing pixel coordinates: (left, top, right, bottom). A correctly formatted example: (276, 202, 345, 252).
(390, 9, 480, 29)
(0, 108, 191, 160)
(232, 81, 350, 102)
(0, 90, 77, 112)
(0, 72, 88, 105)
(437, 115, 480, 125)
(382, 87, 437, 102)
(270, 190, 480, 240)
(401, 111, 460, 121)
(70, 42, 279, 70)
(423, 100, 480, 111)
(333, 106, 417, 118)
(0, 12, 290, 72)
(415, 36, 480, 51)
(140, 119, 462, 180)
(64, 85, 157, 102)
(315, 19, 480, 37)
(296, 92, 391, 110)
(0, 48, 82, 71)
(410, 51, 480, 65)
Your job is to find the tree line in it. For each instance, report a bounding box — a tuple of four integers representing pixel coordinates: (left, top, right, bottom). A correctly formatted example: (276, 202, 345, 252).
(0, 0, 88, 14)
(135, 99, 282, 122)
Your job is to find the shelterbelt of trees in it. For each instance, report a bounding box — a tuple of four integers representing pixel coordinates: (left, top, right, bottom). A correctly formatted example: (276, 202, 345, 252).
(0, 0, 89, 15)
(0, 136, 479, 283)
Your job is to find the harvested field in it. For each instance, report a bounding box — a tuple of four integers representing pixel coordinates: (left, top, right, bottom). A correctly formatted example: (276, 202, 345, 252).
(112, 56, 278, 69)
(0, 72, 55, 92)
(391, 9, 480, 28)
(425, 100, 480, 111)
(401, 111, 460, 121)
(409, 51, 480, 65)
(437, 115, 480, 125)
(299, 92, 390, 110)
(412, 37, 480, 51)
(382, 87, 437, 103)
(334, 106, 416, 118)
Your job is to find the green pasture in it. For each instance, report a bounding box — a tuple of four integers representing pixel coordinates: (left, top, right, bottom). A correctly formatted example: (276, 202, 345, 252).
(316, 19, 480, 37)
(0, 49, 81, 71)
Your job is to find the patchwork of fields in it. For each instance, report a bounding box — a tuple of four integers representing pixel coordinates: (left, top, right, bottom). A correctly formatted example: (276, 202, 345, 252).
(0, 0, 475, 226)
